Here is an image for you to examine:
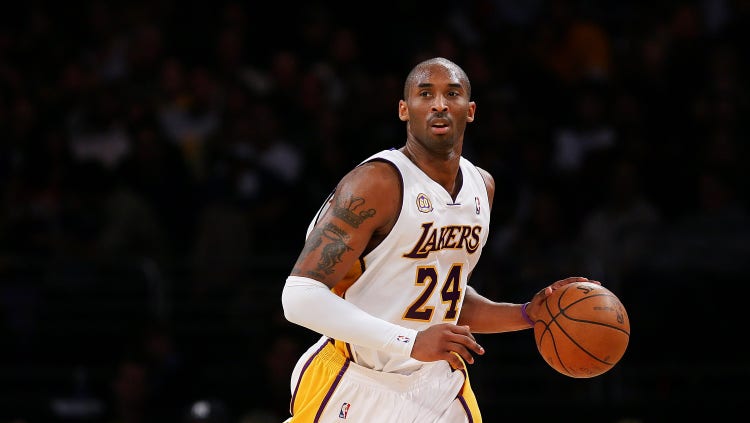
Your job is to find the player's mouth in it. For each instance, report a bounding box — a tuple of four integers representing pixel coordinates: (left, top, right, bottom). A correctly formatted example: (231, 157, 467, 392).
(431, 125, 449, 135)
(430, 119, 450, 135)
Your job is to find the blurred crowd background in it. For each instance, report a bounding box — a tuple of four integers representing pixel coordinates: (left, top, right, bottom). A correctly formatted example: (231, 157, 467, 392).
(1, 0, 748, 422)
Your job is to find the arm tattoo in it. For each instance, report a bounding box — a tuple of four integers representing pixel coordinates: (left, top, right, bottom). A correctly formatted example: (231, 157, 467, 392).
(299, 222, 354, 276)
(332, 195, 376, 228)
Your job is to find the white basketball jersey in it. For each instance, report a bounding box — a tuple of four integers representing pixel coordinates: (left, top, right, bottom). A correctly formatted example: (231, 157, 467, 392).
(306, 148, 491, 374)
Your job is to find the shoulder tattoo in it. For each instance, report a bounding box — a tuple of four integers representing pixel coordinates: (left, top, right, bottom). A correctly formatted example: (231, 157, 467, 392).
(332, 195, 375, 228)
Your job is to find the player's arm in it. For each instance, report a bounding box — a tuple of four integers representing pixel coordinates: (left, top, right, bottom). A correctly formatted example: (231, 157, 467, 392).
(288, 160, 398, 287)
(282, 161, 421, 356)
(459, 277, 599, 333)
(458, 286, 531, 333)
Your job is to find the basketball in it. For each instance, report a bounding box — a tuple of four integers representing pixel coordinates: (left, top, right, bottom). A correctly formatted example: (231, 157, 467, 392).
(533, 281, 630, 378)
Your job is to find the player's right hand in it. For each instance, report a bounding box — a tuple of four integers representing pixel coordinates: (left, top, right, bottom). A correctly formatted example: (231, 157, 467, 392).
(411, 324, 485, 369)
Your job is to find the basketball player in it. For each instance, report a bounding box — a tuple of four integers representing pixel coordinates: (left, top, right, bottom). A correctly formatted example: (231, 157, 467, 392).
(281, 57, 596, 422)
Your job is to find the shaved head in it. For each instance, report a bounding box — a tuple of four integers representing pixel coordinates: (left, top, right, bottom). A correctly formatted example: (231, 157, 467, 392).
(403, 57, 472, 100)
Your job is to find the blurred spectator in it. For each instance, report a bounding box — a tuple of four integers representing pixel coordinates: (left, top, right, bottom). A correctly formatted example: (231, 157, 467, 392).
(577, 159, 661, 292)
(531, 0, 612, 84)
(158, 66, 222, 182)
(57, 159, 169, 265)
(66, 82, 132, 171)
(117, 111, 197, 258)
(552, 80, 616, 175)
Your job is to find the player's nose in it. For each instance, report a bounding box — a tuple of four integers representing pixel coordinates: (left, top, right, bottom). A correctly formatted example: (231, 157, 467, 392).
(431, 95, 448, 112)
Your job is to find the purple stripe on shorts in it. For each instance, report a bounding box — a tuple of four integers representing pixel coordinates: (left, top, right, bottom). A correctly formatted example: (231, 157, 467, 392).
(457, 395, 474, 423)
(315, 347, 349, 422)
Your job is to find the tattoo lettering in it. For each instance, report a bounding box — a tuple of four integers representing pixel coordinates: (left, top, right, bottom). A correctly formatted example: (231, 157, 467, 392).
(332, 196, 375, 228)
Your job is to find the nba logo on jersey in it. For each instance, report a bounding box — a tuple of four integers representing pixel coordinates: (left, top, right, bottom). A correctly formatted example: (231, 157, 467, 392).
(396, 335, 411, 343)
(475, 197, 481, 214)
(339, 402, 351, 418)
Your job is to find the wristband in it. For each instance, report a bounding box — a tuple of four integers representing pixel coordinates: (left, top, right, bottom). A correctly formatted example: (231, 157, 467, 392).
(521, 302, 534, 326)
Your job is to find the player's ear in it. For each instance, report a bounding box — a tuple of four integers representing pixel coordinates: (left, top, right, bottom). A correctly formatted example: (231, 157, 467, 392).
(466, 101, 476, 123)
(398, 100, 408, 121)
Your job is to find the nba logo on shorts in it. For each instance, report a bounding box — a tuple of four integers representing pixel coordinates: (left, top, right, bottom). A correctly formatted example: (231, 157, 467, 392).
(339, 402, 350, 419)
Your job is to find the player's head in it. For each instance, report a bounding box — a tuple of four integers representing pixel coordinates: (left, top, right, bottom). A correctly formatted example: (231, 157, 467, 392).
(399, 57, 475, 149)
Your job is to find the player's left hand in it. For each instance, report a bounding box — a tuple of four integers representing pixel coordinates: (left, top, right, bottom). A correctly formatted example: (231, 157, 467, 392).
(525, 276, 601, 321)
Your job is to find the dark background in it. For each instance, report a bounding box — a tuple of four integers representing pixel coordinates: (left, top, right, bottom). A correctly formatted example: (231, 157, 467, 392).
(1, 0, 748, 422)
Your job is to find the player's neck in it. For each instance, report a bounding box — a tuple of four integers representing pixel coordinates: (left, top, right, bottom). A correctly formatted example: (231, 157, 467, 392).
(399, 145, 462, 198)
